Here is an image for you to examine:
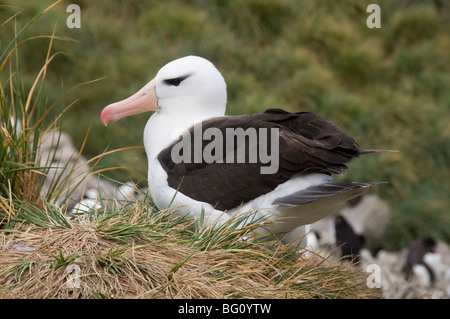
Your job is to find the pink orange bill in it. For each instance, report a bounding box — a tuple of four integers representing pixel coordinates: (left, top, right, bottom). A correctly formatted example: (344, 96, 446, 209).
(101, 79, 157, 126)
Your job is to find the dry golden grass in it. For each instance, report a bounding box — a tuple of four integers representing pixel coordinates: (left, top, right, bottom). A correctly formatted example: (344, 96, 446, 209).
(0, 204, 381, 299)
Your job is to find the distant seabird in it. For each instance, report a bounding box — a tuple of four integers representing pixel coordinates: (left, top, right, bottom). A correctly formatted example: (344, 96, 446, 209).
(335, 215, 365, 263)
(101, 55, 389, 244)
(405, 237, 437, 285)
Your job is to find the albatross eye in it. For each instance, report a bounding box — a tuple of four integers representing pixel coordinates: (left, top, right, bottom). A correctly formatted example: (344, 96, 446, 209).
(163, 75, 189, 87)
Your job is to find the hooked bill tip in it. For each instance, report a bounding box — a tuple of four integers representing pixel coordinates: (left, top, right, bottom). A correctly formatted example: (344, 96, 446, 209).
(100, 105, 113, 127)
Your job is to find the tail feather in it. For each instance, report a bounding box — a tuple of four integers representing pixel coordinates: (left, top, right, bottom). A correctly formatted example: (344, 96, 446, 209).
(270, 181, 387, 231)
(359, 149, 398, 155)
(272, 181, 385, 207)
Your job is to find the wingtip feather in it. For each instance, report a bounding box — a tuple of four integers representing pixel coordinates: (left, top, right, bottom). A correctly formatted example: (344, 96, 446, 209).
(359, 149, 399, 155)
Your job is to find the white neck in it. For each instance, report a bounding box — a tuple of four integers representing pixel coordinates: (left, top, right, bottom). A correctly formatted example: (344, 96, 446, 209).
(143, 111, 217, 162)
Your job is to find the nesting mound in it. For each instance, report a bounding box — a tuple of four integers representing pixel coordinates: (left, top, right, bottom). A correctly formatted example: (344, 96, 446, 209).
(0, 202, 380, 299)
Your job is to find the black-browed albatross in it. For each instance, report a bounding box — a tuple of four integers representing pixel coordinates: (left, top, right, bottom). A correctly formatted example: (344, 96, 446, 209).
(101, 55, 388, 245)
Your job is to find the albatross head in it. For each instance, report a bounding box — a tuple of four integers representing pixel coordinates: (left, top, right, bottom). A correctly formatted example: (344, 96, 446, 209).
(101, 55, 227, 126)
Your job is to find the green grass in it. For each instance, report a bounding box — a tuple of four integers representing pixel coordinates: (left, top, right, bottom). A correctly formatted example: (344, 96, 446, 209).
(1, 0, 449, 252)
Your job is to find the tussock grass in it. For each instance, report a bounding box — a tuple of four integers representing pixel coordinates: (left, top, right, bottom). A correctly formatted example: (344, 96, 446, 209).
(0, 1, 127, 210)
(0, 198, 380, 299)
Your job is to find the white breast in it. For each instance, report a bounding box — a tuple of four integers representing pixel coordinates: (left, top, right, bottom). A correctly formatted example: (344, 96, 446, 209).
(144, 112, 231, 226)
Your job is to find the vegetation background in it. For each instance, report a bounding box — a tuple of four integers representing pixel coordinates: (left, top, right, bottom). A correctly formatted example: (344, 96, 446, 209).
(1, 0, 449, 251)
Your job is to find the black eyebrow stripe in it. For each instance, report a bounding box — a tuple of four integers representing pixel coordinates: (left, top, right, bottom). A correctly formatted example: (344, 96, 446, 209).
(163, 74, 190, 86)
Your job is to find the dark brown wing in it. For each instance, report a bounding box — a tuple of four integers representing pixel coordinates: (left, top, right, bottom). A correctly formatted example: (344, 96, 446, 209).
(264, 108, 359, 175)
(157, 108, 361, 211)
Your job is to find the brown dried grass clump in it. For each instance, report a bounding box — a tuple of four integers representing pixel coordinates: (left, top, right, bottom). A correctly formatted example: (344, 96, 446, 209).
(0, 203, 381, 299)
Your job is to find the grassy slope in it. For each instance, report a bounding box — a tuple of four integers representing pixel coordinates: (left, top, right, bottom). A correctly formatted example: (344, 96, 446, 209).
(1, 0, 449, 250)
(0, 195, 380, 299)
